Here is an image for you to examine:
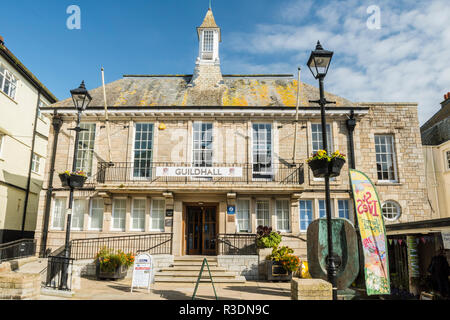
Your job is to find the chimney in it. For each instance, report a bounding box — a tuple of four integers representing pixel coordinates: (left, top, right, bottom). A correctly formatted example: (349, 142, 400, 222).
(0, 36, 4, 46)
(442, 92, 450, 109)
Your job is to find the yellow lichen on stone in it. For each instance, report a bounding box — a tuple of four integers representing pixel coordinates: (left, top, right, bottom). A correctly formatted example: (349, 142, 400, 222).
(275, 80, 298, 107)
(181, 91, 188, 106)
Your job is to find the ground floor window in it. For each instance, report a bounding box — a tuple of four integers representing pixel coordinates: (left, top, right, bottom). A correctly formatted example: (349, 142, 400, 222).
(131, 198, 146, 231)
(276, 200, 290, 232)
(338, 200, 350, 219)
(51, 198, 66, 230)
(256, 200, 270, 227)
(236, 199, 250, 232)
(150, 199, 165, 231)
(89, 198, 104, 230)
(71, 199, 87, 230)
(299, 200, 313, 232)
(112, 199, 126, 231)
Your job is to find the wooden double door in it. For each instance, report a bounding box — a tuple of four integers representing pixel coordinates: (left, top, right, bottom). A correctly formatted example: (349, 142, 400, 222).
(186, 206, 217, 255)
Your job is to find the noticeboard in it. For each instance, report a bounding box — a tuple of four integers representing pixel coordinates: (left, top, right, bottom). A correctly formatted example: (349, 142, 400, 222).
(131, 253, 153, 293)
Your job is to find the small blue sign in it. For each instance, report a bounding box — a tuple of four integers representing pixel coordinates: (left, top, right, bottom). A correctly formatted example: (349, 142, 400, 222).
(227, 205, 236, 215)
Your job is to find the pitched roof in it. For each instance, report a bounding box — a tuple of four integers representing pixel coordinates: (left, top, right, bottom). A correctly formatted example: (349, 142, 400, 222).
(50, 74, 355, 108)
(199, 8, 219, 28)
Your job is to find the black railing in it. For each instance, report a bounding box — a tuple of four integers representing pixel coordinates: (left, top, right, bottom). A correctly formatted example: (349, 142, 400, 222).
(45, 255, 74, 291)
(69, 233, 173, 260)
(217, 234, 257, 255)
(96, 162, 303, 185)
(0, 239, 36, 263)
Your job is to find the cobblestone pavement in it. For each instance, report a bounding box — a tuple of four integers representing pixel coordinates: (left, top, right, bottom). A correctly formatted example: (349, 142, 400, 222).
(39, 277, 292, 300)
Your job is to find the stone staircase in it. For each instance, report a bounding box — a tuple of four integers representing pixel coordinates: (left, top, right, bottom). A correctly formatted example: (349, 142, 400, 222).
(154, 256, 245, 284)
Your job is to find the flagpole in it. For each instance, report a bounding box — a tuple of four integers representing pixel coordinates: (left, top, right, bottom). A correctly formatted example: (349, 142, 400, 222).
(101, 67, 113, 164)
(292, 67, 301, 163)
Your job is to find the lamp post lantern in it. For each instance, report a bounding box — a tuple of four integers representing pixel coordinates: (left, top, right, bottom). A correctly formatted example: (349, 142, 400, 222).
(307, 41, 339, 300)
(60, 81, 92, 290)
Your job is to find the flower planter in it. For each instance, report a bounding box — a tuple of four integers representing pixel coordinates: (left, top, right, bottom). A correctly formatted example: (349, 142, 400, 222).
(59, 173, 70, 187)
(69, 174, 87, 188)
(308, 158, 329, 178)
(329, 157, 345, 178)
(266, 261, 292, 282)
(96, 262, 128, 280)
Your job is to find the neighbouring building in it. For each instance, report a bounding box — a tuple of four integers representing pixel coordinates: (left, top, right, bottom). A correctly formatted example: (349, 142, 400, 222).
(35, 8, 432, 281)
(0, 36, 58, 243)
(384, 93, 450, 297)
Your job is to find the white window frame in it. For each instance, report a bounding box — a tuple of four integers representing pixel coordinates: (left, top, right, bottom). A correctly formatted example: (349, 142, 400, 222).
(337, 199, 350, 220)
(0, 64, 18, 100)
(255, 199, 271, 228)
(0, 133, 5, 158)
(131, 198, 146, 232)
(311, 123, 333, 154)
(203, 30, 214, 53)
(318, 199, 335, 219)
(192, 121, 214, 167)
(31, 153, 41, 174)
(382, 201, 402, 221)
(374, 134, 398, 183)
(89, 198, 104, 231)
(75, 123, 96, 176)
(111, 198, 127, 231)
(299, 200, 314, 232)
(71, 198, 88, 231)
(275, 199, 290, 233)
(446, 150, 450, 171)
(150, 198, 165, 232)
(251, 123, 274, 180)
(236, 199, 251, 233)
(51, 198, 67, 230)
(132, 122, 154, 179)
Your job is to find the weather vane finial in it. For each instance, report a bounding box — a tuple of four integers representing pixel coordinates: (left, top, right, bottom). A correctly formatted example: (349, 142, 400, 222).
(209, 0, 212, 10)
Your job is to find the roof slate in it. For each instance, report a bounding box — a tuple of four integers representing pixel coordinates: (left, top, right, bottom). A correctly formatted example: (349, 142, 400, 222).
(50, 75, 355, 108)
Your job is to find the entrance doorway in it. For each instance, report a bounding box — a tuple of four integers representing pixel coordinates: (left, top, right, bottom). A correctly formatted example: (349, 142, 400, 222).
(186, 206, 217, 255)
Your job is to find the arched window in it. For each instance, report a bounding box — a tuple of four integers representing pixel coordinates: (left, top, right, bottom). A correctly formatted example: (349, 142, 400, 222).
(382, 201, 401, 221)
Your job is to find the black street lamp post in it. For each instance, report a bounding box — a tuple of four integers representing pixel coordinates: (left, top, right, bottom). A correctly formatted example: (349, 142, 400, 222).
(60, 81, 92, 290)
(307, 41, 339, 300)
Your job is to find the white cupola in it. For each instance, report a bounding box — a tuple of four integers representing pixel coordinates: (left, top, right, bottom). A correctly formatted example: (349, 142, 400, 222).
(196, 8, 221, 65)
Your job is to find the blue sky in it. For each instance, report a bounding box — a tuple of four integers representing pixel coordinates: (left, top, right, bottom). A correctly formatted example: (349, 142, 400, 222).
(1, 0, 449, 124)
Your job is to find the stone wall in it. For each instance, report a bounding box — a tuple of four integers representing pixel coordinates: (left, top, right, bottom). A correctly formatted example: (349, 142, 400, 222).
(291, 278, 332, 300)
(0, 272, 40, 300)
(217, 255, 259, 280)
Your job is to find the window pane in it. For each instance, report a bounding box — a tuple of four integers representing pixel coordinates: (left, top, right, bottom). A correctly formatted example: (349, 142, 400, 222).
(112, 199, 126, 231)
(75, 123, 96, 176)
(256, 200, 270, 227)
(90, 198, 104, 230)
(311, 124, 332, 153)
(276, 200, 290, 231)
(375, 135, 397, 181)
(134, 123, 153, 178)
(319, 200, 326, 218)
(131, 199, 146, 231)
(151, 199, 165, 231)
(236, 200, 250, 232)
(72, 199, 87, 230)
(338, 200, 349, 219)
(52, 198, 66, 230)
(382, 201, 401, 221)
(299, 200, 313, 231)
(193, 122, 213, 167)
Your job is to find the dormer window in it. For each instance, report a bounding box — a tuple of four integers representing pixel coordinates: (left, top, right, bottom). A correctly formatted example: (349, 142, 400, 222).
(203, 30, 214, 52)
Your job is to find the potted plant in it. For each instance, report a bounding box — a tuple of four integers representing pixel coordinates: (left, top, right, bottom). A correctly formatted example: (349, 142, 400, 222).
(307, 150, 330, 178)
(329, 151, 346, 178)
(59, 170, 88, 188)
(256, 226, 282, 249)
(95, 247, 135, 280)
(266, 246, 300, 281)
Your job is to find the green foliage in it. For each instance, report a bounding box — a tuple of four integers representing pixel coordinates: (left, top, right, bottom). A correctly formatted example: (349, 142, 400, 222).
(95, 247, 135, 273)
(267, 246, 300, 273)
(256, 226, 282, 248)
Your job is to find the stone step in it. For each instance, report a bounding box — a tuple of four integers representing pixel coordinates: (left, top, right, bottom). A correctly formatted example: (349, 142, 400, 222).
(172, 261, 218, 267)
(159, 266, 227, 272)
(154, 276, 246, 283)
(156, 271, 238, 277)
(174, 256, 217, 261)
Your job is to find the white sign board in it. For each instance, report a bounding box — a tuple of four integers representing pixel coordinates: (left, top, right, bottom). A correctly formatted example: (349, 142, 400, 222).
(442, 232, 450, 250)
(131, 253, 153, 293)
(156, 166, 242, 177)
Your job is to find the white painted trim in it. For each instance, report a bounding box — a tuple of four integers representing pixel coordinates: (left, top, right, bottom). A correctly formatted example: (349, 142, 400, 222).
(130, 197, 146, 232)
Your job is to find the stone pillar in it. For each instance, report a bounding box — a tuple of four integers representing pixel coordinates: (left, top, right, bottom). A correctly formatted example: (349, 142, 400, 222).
(172, 200, 183, 256)
(226, 193, 236, 233)
(291, 278, 332, 300)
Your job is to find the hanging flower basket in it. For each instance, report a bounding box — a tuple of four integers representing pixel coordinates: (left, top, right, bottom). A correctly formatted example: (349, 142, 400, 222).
(58, 171, 87, 188)
(329, 157, 346, 178)
(307, 158, 329, 178)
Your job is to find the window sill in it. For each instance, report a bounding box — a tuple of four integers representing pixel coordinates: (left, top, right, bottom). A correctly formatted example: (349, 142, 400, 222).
(0, 90, 18, 104)
(376, 181, 402, 186)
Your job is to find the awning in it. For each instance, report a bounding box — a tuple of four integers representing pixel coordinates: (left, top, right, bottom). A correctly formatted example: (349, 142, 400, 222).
(386, 217, 450, 236)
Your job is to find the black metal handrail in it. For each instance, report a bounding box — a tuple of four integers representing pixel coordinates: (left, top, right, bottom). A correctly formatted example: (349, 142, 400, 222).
(96, 162, 303, 185)
(216, 233, 257, 255)
(0, 239, 36, 263)
(45, 255, 74, 291)
(69, 233, 173, 260)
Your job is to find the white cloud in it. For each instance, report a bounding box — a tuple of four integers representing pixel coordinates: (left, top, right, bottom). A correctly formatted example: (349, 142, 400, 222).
(223, 0, 450, 124)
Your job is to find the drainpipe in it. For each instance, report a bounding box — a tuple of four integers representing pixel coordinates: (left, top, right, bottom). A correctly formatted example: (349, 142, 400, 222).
(39, 111, 63, 257)
(21, 90, 41, 239)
